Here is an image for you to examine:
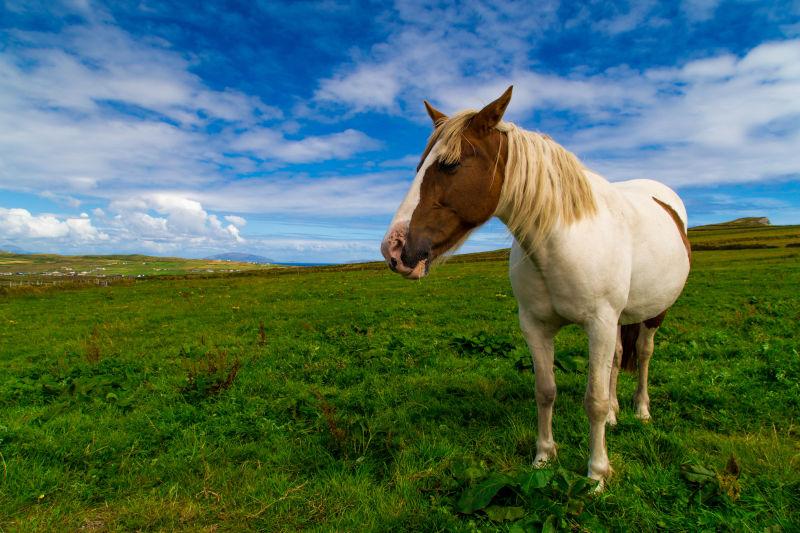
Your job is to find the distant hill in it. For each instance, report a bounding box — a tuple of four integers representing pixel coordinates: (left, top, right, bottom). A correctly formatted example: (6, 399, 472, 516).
(344, 259, 379, 264)
(0, 244, 33, 254)
(206, 252, 275, 264)
(206, 252, 342, 266)
(691, 217, 771, 230)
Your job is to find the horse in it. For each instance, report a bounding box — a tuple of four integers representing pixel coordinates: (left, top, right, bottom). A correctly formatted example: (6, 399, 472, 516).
(380, 86, 691, 489)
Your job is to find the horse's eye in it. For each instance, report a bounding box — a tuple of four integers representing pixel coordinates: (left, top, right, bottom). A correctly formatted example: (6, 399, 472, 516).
(439, 161, 460, 173)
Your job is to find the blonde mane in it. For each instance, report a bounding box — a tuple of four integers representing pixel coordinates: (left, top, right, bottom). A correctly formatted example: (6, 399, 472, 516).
(423, 110, 597, 248)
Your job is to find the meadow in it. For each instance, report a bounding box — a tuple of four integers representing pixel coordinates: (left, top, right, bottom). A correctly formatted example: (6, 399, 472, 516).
(688, 223, 800, 250)
(0, 231, 798, 531)
(0, 252, 274, 281)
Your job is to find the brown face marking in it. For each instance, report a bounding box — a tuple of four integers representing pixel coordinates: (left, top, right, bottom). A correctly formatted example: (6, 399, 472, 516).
(400, 87, 513, 270)
(405, 129, 507, 262)
(652, 197, 692, 263)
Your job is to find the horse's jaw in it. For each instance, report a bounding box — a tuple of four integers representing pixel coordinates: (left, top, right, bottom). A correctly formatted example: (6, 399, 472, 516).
(403, 259, 428, 280)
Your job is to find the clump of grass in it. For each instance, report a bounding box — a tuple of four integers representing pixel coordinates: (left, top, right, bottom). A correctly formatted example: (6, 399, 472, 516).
(451, 465, 601, 530)
(181, 348, 240, 401)
(681, 456, 742, 506)
(258, 321, 267, 346)
(311, 389, 347, 454)
(452, 332, 515, 357)
(84, 325, 102, 363)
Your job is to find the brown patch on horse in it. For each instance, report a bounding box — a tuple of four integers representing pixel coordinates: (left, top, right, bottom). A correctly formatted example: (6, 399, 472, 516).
(620, 310, 669, 372)
(644, 309, 667, 329)
(620, 323, 640, 372)
(410, 128, 507, 259)
(652, 197, 692, 263)
(404, 90, 512, 265)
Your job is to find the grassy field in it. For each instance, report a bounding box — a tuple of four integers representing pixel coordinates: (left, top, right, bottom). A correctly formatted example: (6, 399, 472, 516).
(0, 234, 799, 530)
(687, 223, 800, 250)
(0, 252, 275, 280)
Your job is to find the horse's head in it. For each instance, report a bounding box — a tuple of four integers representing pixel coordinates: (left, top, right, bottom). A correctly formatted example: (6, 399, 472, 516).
(381, 87, 513, 279)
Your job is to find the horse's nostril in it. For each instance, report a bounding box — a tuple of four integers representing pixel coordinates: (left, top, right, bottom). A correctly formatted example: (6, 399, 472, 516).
(390, 257, 397, 268)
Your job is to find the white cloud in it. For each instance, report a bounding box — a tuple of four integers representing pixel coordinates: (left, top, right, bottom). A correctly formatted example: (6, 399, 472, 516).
(3, 23, 279, 126)
(569, 40, 800, 186)
(121, 211, 169, 236)
(231, 128, 381, 163)
(311, 0, 561, 116)
(0, 208, 107, 241)
(0, 195, 248, 253)
(224, 215, 247, 227)
(316, 65, 403, 112)
(108, 193, 246, 244)
(0, 12, 374, 204)
(315, 16, 800, 189)
(681, 0, 721, 22)
(592, 1, 663, 35)
(379, 154, 420, 168)
(186, 171, 411, 217)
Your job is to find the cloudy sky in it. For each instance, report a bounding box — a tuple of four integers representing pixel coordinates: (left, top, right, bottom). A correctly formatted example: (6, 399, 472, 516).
(1, 1, 799, 262)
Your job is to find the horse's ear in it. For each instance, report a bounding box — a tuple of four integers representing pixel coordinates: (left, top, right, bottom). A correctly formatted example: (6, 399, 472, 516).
(424, 100, 447, 127)
(470, 86, 513, 136)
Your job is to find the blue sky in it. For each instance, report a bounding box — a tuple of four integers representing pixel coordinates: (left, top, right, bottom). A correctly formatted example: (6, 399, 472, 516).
(1, 0, 799, 262)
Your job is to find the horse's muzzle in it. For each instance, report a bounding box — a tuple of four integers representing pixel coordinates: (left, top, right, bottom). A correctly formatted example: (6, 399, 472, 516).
(381, 222, 430, 279)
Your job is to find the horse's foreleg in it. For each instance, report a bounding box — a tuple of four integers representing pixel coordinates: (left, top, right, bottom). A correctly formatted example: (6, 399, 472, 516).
(519, 313, 559, 466)
(634, 324, 658, 420)
(607, 328, 622, 426)
(584, 317, 618, 486)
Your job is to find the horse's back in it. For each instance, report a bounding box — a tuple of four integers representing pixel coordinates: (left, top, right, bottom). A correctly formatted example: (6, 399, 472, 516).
(612, 179, 687, 228)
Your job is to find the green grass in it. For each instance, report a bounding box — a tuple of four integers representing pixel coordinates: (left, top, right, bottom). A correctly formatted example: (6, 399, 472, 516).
(0, 244, 799, 530)
(688, 224, 800, 249)
(0, 252, 276, 279)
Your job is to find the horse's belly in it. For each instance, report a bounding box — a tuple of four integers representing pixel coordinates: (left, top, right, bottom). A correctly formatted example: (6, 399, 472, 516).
(621, 237, 690, 324)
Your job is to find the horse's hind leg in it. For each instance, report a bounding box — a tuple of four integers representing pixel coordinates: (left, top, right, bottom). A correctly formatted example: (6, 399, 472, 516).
(519, 312, 559, 466)
(606, 328, 623, 426)
(634, 323, 658, 420)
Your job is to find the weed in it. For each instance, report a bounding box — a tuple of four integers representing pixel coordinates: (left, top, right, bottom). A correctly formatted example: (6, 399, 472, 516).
(681, 456, 741, 506)
(181, 348, 240, 402)
(84, 325, 102, 364)
(258, 321, 267, 346)
(311, 389, 348, 455)
(452, 465, 601, 530)
(452, 332, 515, 357)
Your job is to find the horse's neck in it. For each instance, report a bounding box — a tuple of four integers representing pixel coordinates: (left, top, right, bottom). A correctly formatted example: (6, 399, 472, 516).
(496, 169, 610, 254)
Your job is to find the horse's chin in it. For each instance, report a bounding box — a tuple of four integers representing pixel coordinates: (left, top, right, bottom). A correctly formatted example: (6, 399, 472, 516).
(403, 259, 428, 280)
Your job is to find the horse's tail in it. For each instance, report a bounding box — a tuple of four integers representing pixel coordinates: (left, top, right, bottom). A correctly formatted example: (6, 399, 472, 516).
(620, 323, 640, 372)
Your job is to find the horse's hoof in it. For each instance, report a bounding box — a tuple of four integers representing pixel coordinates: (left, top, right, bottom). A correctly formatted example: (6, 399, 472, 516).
(635, 410, 651, 422)
(606, 410, 618, 426)
(587, 462, 612, 493)
(533, 445, 557, 467)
